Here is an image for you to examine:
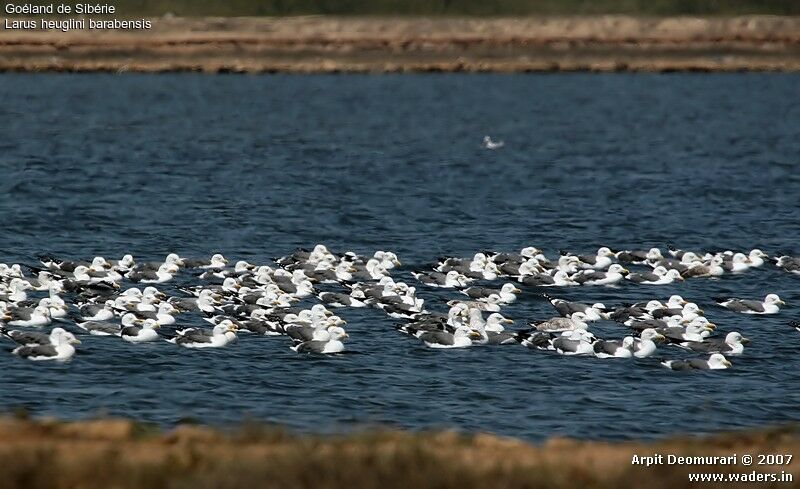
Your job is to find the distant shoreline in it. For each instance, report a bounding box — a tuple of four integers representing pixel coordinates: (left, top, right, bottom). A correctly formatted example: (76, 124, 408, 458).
(0, 417, 797, 488)
(1, 15, 799, 73)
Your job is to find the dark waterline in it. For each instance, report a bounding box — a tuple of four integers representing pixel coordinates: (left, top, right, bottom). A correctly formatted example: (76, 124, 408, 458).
(0, 73, 799, 441)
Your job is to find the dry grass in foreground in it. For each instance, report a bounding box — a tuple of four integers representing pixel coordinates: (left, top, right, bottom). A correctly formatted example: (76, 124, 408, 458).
(0, 417, 798, 489)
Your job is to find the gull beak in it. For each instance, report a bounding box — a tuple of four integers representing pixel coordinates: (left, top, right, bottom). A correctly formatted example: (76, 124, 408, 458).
(723, 360, 733, 368)
(343, 332, 350, 338)
(621, 268, 630, 275)
(324, 310, 334, 317)
(337, 319, 347, 325)
(513, 287, 521, 293)
(706, 322, 717, 330)
(741, 337, 751, 344)
(70, 338, 82, 345)
(469, 330, 483, 339)
(777, 300, 786, 306)
(677, 276, 685, 281)
(503, 319, 514, 324)
(697, 309, 705, 315)
(224, 258, 229, 264)
(654, 334, 666, 343)
(153, 323, 161, 329)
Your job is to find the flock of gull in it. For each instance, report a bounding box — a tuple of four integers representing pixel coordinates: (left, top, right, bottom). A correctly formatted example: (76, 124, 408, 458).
(0, 244, 797, 371)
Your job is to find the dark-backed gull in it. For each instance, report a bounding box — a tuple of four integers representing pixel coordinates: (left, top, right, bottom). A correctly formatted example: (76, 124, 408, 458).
(714, 294, 784, 314)
(125, 264, 178, 284)
(551, 330, 595, 355)
(419, 326, 482, 349)
(7, 304, 52, 327)
(121, 318, 161, 343)
(570, 264, 629, 286)
(291, 326, 348, 354)
(627, 267, 684, 285)
(1, 326, 70, 346)
(680, 331, 750, 355)
(541, 293, 607, 321)
(12, 329, 80, 361)
(574, 247, 615, 270)
(461, 283, 520, 304)
(661, 353, 732, 370)
(593, 336, 635, 358)
(181, 254, 228, 269)
(168, 321, 238, 348)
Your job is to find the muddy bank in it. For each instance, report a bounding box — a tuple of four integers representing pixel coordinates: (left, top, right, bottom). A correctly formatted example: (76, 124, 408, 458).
(1, 15, 799, 72)
(0, 417, 798, 488)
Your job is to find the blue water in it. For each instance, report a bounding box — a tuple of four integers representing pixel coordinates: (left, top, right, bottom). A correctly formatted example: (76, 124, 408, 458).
(0, 73, 799, 441)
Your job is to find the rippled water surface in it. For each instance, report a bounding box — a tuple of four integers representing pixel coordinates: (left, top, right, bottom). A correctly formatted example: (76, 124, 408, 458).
(1, 73, 799, 441)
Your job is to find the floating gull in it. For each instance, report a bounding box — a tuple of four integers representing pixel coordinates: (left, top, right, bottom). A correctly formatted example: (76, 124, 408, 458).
(181, 253, 228, 269)
(529, 312, 589, 333)
(168, 321, 238, 348)
(121, 318, 161, 343)
(6, 304, 52, 327)
(542, 293, 607, 321)
(419, 326, 482, 349)
(291, 326, 348, 354)
(775, 256, 800, 275)
(679, 331, 750, 355)
(551, 329, 595, 355)
(632, 328, 665, 358)
(593, 336, 635, 358)
(460, 283, 520, 303)
(482, 135, 504, 149)
(661, 353, 732, 371)
(571, 264, 629, 286)
(12, 329, 80, 361)
(714, 294, 785, 315)
(627, 266, 684, 285)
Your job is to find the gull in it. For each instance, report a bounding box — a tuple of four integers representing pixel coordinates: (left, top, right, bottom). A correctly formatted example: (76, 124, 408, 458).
(168, 321, 238, 348)
(680, 331, 750, 355)
(461, 283, 521, 304)
(418, 326, 482, 349)
(529, 312, 589, 332)
(12, 329, 81, 361)
(291, 326, 349, 354)
(632, 328, 665, 358)
(482, 135, 504, 149)
(715, 294, 785, 315)
(661, 353, 732, 371)
(593, 336, 635, 358)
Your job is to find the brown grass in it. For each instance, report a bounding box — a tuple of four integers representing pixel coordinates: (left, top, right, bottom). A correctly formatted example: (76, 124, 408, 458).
(1, 16, 800, 72)
(0, 417, 798, 489)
